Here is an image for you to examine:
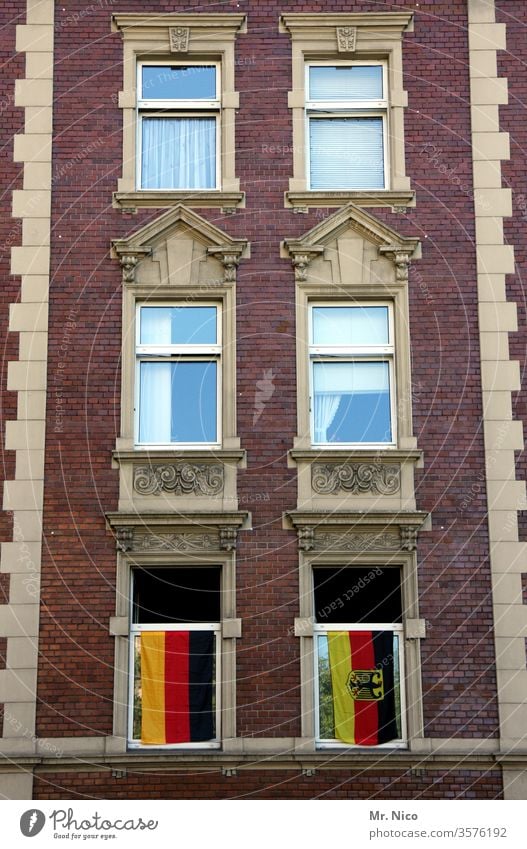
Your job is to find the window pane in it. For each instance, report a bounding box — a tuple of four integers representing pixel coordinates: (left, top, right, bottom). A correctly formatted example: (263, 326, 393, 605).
(141, 118, 216, 189)
(140, 307, 217, 345)
(309, 118, 384, 190)
(312, 306, 389, 346)
(313, 361, 391, 443)
(133, 567, 221, 624)
(139, 361, 217, 443)
(313, 567, 402, 624)
(309, 65, 383, 101)
(141, 65, 216, 100)
(317, 631, 401, 743)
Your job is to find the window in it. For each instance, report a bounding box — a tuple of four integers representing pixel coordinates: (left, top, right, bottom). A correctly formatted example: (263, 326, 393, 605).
(306, 63, 388, 191)
(309, 303, 395, 446)
(129, 567, 221, 749)
(137, 62, 220, 191)
(135, 303, 221, 447)
(313, 566, 405, 748)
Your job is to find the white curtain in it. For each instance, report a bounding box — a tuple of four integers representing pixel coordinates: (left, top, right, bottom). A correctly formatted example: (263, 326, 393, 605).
(141, 117, 216, 189)
(313, 362, 389, 443)
(314, 393, 341, 443)
(139, 363, 172, 443)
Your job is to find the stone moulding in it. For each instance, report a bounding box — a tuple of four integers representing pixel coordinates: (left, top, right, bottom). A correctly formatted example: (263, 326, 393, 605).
(133, 463, 224, 497)
(311, 462, 401, 496)
(313, 530, 401, 552)
(135, 532, 219, 552)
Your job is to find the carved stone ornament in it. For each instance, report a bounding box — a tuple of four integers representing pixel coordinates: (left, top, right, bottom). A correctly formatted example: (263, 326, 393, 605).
(298, 526, 315, 551)
(169, 26, 190, 53)
(336, 26, 357, 53)
(400, 525, 419, 551)
(222, 254, 240, 283)
(133, 463, 224, 497)
(313, 531, 400, 552)
(135, 532, 219, 552)
(380, 247, 412, 282)
(311, 463, 401, 496)
(291, 254, 313, 283)
(115, 527, 133, 552)
(120, 255, 138, 284)
(219, 527, 238, 551)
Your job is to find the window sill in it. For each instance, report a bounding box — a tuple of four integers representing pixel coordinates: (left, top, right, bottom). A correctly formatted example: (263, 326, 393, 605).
(285, 189, 415, 211)
(113, 190, 245, 213)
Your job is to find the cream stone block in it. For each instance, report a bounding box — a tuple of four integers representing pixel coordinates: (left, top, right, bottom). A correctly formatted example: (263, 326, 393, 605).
(490, 541, 527, 573)
(1, 541, 42, 573)
(7, 360, 47, 392)
(21, 217, 50, 246)
(472, 132, 510, 162)
(15, 24, 54, 53)
(488, 511, 519, 542)
(26, 0, 54, 25)
(503, 771, 527, 801)
(477, 273, 506, 301)
(15, 450, 44, 480)
(9, 302, 48, 332)
(478, 300, 517, 331)
(496, 671, 527, 704)
(9, 572, 40, 605)
(14, 78, 52, 107)
(480, 332, 510, 361)
(3, 481, 44, 512)
(500, 705, 527, 741)
(13, 133, 52, 163)
(24, 106, 52, 134)
(5, 419, 45, 450)
(494, 606, 527, 636)
(475, 216, 503, 244)
(481, 360, 520, 392)
(9, 511, 43, 543)
(23, 161, 51, 190)
(10, 245, 50, 276)
(17, 390, 47, 420)
(20, 273, 49, 301)
(18, 331, 48, 361)
(491, 573, 524, 605)
(473, 160, 503, 189)
(6, 637, 38, 669)
(12, 189, 50, 218)
(0, 772, 34, 800)
(484, 418, 523, 450)
(486, 451, 517, 482)
(495, 637, 527, 670)
(469, 49, 497, 79)
(468, 0, 498, 24)
(487, 480, 527, 511)
(25, 50, 53, 79)
(38, 737, 105, 756)
(0, 669, 37, 702)
(468, 23, 506, 51)
(471, 78, 508, 106)
(2, 701, 36, 737)
(482, 390, 512, 420)
(0, 605, 39, 637)
(473, 188, 512, 217)
(477, 246, 515, 278)
(471, 104, 500, 133)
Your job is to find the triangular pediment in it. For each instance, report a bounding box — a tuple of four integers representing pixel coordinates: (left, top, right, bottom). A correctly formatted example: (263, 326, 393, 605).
(111, 204, 247, 256)
(285, 203, 420, 256)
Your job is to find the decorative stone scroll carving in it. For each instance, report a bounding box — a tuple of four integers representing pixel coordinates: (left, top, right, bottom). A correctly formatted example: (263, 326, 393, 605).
(336, 26, 357, 53)
(311, 463, 401, 496)
(133, 463, 224, 497)
(219, 527, 238, 551)
(400, 525, 419, 551)
(221, 254, 240, 283)
(169, 26, 190, 52)
(115, 247, 152, 283)
(379, 246, 412, 282)
(135, 532, 219, 552)
(313, 531, 400, 552)
(298, 526, 315, 551)
(291, 254, 313, 283)
(115, 527, 133, 552)
(206, 244, 245, 283)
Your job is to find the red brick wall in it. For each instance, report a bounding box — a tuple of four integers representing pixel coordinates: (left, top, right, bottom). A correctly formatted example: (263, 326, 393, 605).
(29, 0, 501, 796)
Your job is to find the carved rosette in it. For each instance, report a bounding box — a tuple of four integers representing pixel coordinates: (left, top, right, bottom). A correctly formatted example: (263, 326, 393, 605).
(133, 463, 224, 497)
(169, 26, 190, 52)
(313, 531, 400, 552)
(336, 26, 357, 53)
(311, 463, 401, 496)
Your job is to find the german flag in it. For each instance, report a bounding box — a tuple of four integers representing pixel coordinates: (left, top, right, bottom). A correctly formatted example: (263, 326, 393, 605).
(140, 631, 214, 745)
(328, 631, 398, 745)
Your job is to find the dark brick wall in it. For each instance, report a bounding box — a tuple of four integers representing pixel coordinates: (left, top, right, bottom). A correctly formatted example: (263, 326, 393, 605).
(33, 767, 503, 800)
(28, 0, 502, 796)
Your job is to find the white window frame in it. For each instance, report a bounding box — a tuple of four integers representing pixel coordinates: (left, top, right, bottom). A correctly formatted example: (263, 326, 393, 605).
(136, 60, 222, 191)
(134, 302, 222, 449)
(305, 60, 390, 192)
(308, 301, 396, 449)
(128, 621, 221, 750)
(313, 621, 406, 749)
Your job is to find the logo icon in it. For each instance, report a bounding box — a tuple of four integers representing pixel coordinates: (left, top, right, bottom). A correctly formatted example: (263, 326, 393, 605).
(346, 668, 384, 701)
(20, 810, 46, 838)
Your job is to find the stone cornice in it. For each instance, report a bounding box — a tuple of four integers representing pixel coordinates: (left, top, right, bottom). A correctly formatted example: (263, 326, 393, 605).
(279, 13, 414, 35)
(112, 13, 247, 34)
